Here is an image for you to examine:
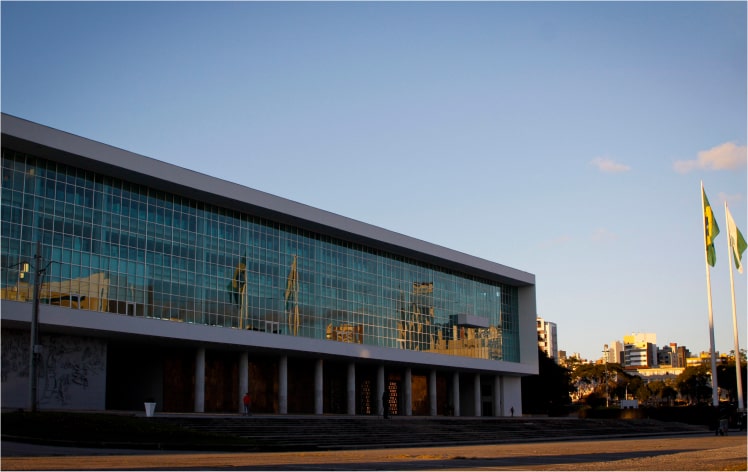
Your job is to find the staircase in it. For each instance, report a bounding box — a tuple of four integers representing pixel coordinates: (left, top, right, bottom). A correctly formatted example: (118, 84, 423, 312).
(152, 415, 707, 452)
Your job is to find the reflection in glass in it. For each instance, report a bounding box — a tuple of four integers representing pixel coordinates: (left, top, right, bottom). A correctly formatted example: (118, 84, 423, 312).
(1, 150, 520, 362)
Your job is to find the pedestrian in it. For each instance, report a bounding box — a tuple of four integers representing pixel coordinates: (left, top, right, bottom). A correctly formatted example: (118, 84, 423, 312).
(382, 390, 389, 419)
(510, 406, 514, 417)
(243, 392, 251, 416)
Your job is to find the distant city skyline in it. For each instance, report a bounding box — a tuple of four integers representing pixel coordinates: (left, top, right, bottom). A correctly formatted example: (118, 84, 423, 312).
(550, 321, 741, 365)
(2, 1, 745, 361)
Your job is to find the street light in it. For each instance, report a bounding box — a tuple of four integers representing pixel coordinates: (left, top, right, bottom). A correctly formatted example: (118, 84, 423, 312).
(29, 241, 44, 412)
(3, 245, 50, 413)
(29, 241, 54, 413)
(603, 344, 609, 408)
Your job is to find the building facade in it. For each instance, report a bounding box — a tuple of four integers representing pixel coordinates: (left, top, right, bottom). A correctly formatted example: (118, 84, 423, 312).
(536, 317, 558, 363)
(0, 114, 537, 416)
(607, 341, 624, 365)
(623, 333, 657, 369)
(657, 345, 673, 367)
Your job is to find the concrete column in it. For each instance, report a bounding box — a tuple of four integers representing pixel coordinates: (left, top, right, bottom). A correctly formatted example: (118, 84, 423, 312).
(493, 375, 503, 417)
(314, 359, 324, 415)
(429, 369, 437, 416)
(474, 373, 482, 417)
(279, 355, 288, 414)
(404, 367, 412, 416)
(452, 371, 460, 417)
(377, 365, 385, 416)
(347, 362, 356, 415)
(194, 347, 205, 413)
(239, 351, 249, 414)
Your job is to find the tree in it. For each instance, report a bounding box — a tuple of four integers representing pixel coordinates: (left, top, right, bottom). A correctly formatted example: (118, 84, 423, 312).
(716, 358, 747, 408)
(661, 385, 677, 406)
(563, 355, 585, 372)
(635, 384, 651, 403)
(572, 364, 611, 394)
(729, 349, 747, 363)
(676, 365, 713, 405)
(584, 391, 606, 408)
(573, 363, 606, 386)
(572, 363, 607, 399)
(522, 348, 573, 415)
(647, 380, 668, 403)
(627, 376, 645, 401)
(572, 362, 630, 405)
(611, 369, 637, 400)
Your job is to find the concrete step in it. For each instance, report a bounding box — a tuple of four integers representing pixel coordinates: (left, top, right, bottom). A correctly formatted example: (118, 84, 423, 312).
(149, 416, 706, 451)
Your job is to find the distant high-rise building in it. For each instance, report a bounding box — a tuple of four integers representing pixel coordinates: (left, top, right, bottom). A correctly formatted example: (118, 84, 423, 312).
(537, 317, 558, 363)
(658, 344, 674, 367)
(675, 345, 690, 367)
(623, 333, 657, 369)
(657, 343, 691, 368)
(607, 341, 624, 364)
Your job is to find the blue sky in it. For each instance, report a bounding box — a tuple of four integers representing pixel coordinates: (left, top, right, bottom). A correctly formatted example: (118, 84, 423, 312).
(2, 1, 746, 362)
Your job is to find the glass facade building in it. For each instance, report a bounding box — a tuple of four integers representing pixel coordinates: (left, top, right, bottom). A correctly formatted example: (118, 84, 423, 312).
(1, 114, 536, 415)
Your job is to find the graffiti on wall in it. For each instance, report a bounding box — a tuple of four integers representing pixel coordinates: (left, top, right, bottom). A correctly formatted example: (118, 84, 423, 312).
(1, 329, 106, 409)
(1, 329, 29, 382)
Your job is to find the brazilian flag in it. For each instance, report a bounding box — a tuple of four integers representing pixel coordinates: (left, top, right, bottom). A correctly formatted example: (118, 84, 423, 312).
(702, 187, 720, 267)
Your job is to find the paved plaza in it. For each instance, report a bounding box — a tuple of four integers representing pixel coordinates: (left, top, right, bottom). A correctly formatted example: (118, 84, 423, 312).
(2, 433, 746, 470)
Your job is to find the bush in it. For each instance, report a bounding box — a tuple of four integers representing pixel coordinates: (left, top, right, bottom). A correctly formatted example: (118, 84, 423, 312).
(576, 405, 726, 425)
(583, 392, 607, 409)
(578, 406, 625, 419)
(643, 405, 722, 427)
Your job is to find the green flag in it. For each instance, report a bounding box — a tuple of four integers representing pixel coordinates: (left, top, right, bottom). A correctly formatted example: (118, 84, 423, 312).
(726, 205, 747, 274)
(702, 187, 719, 267)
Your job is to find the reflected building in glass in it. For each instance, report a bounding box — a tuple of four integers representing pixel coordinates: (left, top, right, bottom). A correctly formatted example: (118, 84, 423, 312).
(1, 114, 537, 416)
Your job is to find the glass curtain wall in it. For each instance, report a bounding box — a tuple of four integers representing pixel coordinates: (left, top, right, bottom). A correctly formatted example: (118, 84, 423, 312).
(1, 150, 520, 362)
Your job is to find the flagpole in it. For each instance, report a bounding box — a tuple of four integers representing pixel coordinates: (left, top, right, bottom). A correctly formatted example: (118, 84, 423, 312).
(702, 181, 720, 407)
(725, 202, 745, 411)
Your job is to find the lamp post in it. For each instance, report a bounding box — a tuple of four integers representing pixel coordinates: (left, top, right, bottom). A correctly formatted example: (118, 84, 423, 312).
(28, 241, 48, 413)
(603, 344, 609, 408)
(4, 245, 47, 413)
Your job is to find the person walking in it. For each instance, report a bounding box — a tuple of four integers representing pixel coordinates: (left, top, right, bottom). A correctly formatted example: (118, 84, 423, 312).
(242, 392, 251, 416)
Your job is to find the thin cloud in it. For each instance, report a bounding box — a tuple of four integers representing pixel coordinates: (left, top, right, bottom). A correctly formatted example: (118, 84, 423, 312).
(718, 192, 743, 206)
(673, 142, 747, 173)
(539, 235, 571, 250)
(591, 228, 617, 243)
(590, 157, 631, 173)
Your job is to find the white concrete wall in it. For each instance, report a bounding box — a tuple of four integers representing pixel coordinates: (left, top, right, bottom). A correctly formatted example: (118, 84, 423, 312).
(502, 376, 523, 416)
(518, 285, 539, 375)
